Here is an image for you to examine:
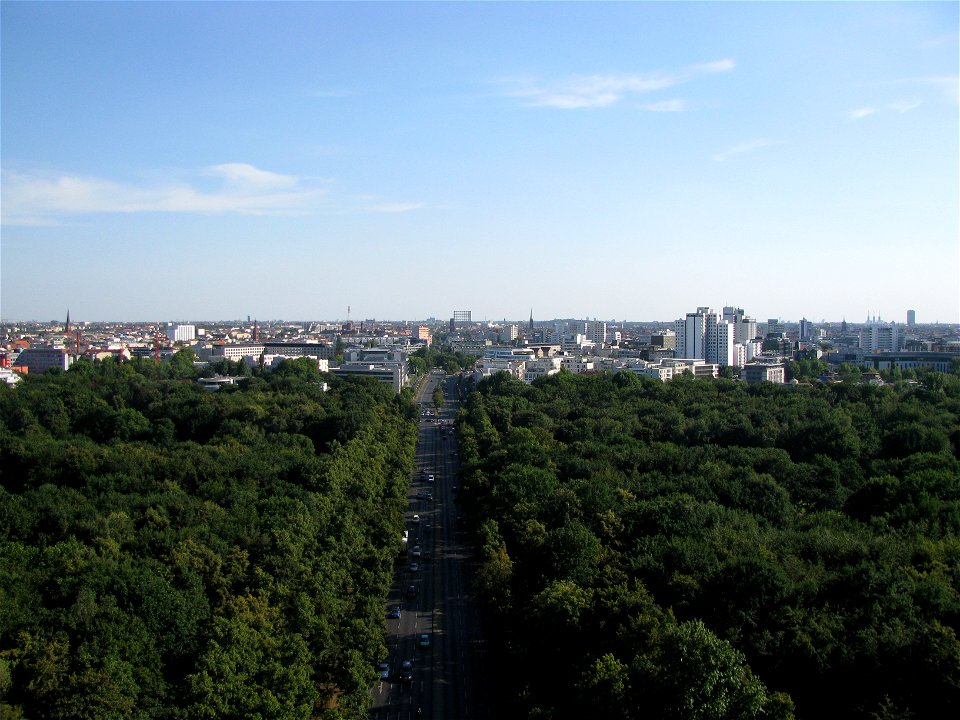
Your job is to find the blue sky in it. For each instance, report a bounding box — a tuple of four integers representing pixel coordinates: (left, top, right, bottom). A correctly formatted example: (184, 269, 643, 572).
(2, 1, 957, 324)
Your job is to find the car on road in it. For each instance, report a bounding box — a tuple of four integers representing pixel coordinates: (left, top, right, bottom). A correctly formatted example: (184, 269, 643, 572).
(419, 633, 430, 648)
(427, 475, 434, 483)
(378, 662, 391, 681)
(424, 523, 432, 533)
(387, 605, 401, 619)
(412, 514, 420, 523)
(412, 545, 422, 558)
(423, 550, 432, 561)
(399, 660, 413, 683)
(409, 562, 419, 572)
(406, 584, 417, 599)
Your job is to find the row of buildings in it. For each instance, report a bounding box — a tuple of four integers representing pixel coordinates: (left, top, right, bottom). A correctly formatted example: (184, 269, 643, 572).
(3, 307, 957, 390)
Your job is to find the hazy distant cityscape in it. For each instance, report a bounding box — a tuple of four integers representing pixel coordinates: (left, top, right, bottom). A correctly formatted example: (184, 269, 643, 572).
(4, 305, 958, 390)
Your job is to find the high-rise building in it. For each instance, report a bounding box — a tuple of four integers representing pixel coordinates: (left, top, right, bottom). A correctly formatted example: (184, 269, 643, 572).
(414, 326, 432, 344)
(676, 307, 738, 367)
(675, 308, 708, 360)
(907, 310, 916, 327)
(570, 320, 608, 345)
(860, 322, 901, 352)
(799, 318, 814, 342)
(723, 307, 757, 344)
(453, 310, 472, 324)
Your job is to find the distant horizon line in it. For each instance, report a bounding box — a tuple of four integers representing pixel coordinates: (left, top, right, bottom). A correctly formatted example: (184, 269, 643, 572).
(3, 317, 957, 328)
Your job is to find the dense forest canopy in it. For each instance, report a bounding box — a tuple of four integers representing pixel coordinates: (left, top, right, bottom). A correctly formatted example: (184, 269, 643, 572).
(0, 357, 418, 719)
(457, 370, 960, 720)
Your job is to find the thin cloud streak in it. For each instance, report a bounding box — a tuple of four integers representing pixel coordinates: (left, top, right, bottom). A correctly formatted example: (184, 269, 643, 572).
(712, 139, 779, 162)
(889, 100, 922, 113)
(365, 202, 425, 214)
(0, 164, 328, 225)
(205, 163, 299, 189)
(640, 99, 688, 112)
(849, 107, 877, 120)
(502, 58, 735, 109)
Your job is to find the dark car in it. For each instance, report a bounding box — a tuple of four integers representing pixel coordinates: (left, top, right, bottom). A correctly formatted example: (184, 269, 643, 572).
(418, 633, 430, 648)
(406, 584, 417, 599)
(387, 605, 401, 619)
(378, 662, 391, 681)
(399, 659, 413, 683)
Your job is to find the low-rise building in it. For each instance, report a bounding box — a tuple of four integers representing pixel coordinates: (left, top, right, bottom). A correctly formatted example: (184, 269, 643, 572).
(742, 362, 786, 384)
(331, 362, 406, 392)
(523, 357, 562, 382)
(13, 346, 73, 374)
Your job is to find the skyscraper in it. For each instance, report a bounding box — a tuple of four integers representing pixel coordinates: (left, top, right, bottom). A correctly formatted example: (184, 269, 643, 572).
(907, 310, 916, 327)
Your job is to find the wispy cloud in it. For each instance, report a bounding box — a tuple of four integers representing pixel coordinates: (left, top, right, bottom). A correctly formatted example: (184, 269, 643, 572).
(712, 139, 779, 162)
(205, 163, 299, 189)
(909, 76, 958, 104)
(365, 202, 425, 214)
(1, 164, 428, 225)
(849, 98, 924, 120)
(1, 164, 327, 225)
(501, 58, 735, 109)
(889, 100, 922, 114)
(848, 107, 877, 120)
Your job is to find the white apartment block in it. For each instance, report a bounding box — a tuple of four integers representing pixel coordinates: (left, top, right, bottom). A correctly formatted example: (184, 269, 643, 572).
(166, 323, 196, 343)
(211, 343, 266, 361)
(723, 307, 758, 344)
(733, 343, 747, 368)
(484, 347, 537, 362)
(560, 334, 591, 353)
(523, 357, 562, 382)
(473, 358, 527, 381)
(570, 321, 608, 345)
(676, 307, 736, 367)
(634, 365, 675, 382)
(859, 323, 902, 352)
(742, 362, 786, 384)
(560, 357, 595, 374)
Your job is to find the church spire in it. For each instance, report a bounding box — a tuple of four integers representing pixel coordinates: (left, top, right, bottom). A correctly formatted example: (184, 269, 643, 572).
(65, 309, 71, 335)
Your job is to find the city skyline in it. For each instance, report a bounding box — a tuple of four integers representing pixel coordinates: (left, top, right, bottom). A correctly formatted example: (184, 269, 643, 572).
(2, 2, 958, 323)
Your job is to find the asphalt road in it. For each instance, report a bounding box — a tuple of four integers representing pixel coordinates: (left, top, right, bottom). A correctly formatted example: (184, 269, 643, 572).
(369, 371, 489, 720)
